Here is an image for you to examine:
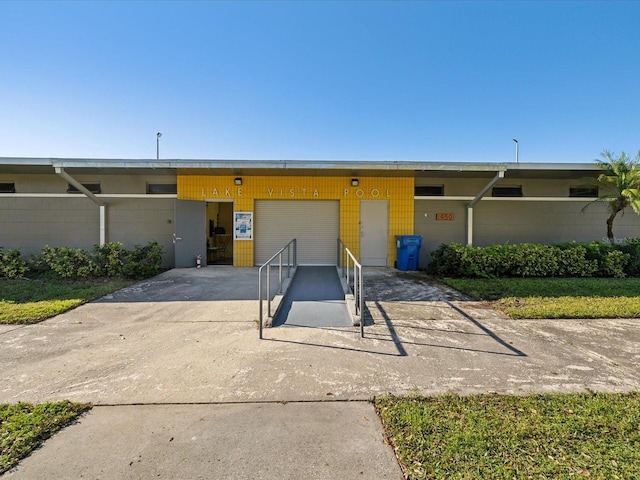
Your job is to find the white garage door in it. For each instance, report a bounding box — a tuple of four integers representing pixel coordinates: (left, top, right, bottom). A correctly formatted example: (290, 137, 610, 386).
(255, 200, 339, 265)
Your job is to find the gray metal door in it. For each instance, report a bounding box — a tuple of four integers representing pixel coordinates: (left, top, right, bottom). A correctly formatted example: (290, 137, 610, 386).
(174, 200, 206, 268)
(360, 200, 389, 266)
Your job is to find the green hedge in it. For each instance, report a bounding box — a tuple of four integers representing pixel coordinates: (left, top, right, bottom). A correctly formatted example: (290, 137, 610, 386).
(0, 248, 29, 279)
(429, 240, 640, 278)
(1, 241, 164, 280)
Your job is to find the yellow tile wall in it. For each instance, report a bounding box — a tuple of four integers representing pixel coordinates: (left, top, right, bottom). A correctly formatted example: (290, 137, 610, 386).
(178, 174, 414, 266)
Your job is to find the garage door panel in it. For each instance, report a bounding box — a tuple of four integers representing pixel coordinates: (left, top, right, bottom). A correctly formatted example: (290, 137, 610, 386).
(255, 200, 339, 265)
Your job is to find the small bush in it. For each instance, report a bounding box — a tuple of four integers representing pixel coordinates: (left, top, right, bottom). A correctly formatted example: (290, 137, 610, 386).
(508, 243, 559, 277)
(602, 250, 631, 278)
(0, 248, 29, 279)
(94, 242, 126, 277)
(555, 243, 599, 277)
(122, 241, 164, 279)
(29, 241, 164, 280)
(618, 238, 640, 275)
(35, 246, 97, 279)
(428, 240, 640, 279)
(462, 245, 503, 278)
(429, 243, 463, 277)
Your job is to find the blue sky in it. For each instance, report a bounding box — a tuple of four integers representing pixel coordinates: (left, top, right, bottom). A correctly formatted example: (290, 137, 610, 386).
(1, 1, 638, 163)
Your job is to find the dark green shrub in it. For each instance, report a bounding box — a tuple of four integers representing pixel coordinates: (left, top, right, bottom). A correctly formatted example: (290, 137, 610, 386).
(32, 242, 163, 280)
(618, 238, 640, 275)
(0, 248, 29, 278)
(122, 241, 163, 279)
(36, 246, 97, 279)
(428, 241, 639, 279)
(581, 241, 613, 265)
(427, 243, 462, 277)
(577, 241, 635, 277)
(555, 244, 598, 277)
(508, 243, 559, 277)
(484, 244, 516, 277)
(468, 245, 510, 278)
(94, 242, 126, 277)
(429, 243, 467, 276)
(429, 243, 512, 278)
(456, 246, 491, 278)
(601, 250, 631, 278)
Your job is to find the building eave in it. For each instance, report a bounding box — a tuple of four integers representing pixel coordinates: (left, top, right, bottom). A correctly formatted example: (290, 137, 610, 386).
(0, 157, 601, 176)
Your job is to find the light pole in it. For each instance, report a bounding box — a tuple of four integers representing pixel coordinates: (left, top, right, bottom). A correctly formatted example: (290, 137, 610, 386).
(156, 132, 162, 160)
(513, 138, 519, 164)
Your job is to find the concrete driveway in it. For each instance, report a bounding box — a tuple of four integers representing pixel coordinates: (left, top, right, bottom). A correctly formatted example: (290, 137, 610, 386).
(2, 267, 640, 478)
(2, 267, 639, 405)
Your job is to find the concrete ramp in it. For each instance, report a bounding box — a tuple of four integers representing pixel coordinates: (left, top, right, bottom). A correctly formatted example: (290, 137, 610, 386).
(273, 266, 352, 328)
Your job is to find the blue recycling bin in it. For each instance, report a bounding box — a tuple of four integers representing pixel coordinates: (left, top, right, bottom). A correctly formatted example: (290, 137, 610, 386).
(395, 235, 422, 271)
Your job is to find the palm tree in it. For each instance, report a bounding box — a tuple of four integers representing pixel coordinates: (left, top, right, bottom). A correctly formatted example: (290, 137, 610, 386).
(582, 150, 640, 243)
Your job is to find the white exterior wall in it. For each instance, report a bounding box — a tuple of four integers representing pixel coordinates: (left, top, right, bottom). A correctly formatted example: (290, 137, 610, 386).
(414, 177, 640, 268)
(0, 197, 99, 254)
(414, 199, 467, 266)
(0, 173, 176, 267)
(105, 197, 175, 267)
(473, 201, 621, 245)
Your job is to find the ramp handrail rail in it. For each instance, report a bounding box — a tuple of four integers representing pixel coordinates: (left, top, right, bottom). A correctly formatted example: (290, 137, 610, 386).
(337, 238, 364, 337)
(258, 238, 297, 339)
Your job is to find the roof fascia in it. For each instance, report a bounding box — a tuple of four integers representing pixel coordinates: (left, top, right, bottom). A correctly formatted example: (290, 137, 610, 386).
(506, 162, 597, 171)
(0, 157, 601, 173)
(1, 157, 509, 172)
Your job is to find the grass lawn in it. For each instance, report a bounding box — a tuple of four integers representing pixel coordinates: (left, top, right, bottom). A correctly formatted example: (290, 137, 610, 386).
(0, 277, 133, 324)
(443, 277, 640, 319)
(376, 392, 640, 480)
(0, 401, 91, 475)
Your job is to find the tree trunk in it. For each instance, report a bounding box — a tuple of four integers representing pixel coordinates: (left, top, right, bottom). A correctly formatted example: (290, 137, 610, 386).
(606, 211, 619, 243)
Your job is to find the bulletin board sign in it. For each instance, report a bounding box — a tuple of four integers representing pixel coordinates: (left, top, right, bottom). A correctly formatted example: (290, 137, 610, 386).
(234, 212, 253, 240)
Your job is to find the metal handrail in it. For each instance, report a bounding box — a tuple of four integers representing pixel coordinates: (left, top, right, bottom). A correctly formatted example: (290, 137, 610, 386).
(337, 238, 364, 337)
(258, 239, 297, 339)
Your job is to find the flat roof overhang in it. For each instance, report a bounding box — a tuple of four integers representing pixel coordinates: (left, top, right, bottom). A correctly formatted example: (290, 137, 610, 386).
(0, 157, 600, 179)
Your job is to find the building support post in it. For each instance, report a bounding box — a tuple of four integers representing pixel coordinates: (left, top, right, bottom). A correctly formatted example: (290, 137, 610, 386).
(99, 204, 106, 245)
(466, 170, 505, 246)
(55, 167, 108, 246)
(466, 207, 474, 246)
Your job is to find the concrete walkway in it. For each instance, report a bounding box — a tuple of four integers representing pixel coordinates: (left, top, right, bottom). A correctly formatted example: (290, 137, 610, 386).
(5, 402, 397, 479)
(2, 267, 640, 478)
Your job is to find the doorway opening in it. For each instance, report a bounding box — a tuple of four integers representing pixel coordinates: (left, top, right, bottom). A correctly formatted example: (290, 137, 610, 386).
(206, 201, 234, 265)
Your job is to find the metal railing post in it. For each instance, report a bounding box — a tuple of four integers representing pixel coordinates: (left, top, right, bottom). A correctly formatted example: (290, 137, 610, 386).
(278, 252, 283, 293)
(267, 263, 271, 318)
(359, 264, 364, 338)
(258, 238, 298, 339)
(258, 271, 263, 339)
(337, 238, 365, 338)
